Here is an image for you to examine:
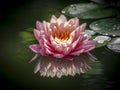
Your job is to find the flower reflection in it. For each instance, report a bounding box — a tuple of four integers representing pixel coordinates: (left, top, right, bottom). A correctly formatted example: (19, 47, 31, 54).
(34, 54, 94, 78)
(29, 15, 97, 78)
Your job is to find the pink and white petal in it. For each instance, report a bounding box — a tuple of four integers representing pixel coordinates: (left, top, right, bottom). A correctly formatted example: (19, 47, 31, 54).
(40, 48, 46, 56)
(82, 44, 96, 52)
(44, 40, 58, 54)
(69, 30, 78, 44)
(45, 48, 54, 55)
(58, 15, 67, 22)
(70, 49, 84, 56)
(29, 54, 39, 63)
(34, 60, 41, 73)
(79, 23, 87, 32)
(86, 40, 97, 45)
(70, 35, 81, 49)
(62, 47, 69, 55)
(59, 23, 65, 32)
(34, 29, 40, 40)
(53, 54, 64, 58)
(43, 21, 48, 32)
(36, 21, 43, 30)
(68, 17, 79, 27)
(29, 44, 41, 53)
(50, 15, 57, 23)
(74, 17, 79, 27)
(82, 40, 97, 52)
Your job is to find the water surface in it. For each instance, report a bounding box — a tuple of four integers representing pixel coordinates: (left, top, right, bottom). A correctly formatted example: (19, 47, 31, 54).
(0, 0, 119, 90)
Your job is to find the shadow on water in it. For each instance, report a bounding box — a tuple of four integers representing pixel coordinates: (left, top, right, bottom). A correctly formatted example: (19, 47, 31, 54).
(0, 0, 120, 90)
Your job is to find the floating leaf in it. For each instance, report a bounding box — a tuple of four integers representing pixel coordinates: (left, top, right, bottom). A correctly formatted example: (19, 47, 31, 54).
(89, 18, 120, 36)
(62, 3, 118, 19)
(93, 36, 111, 48)
(26, 28, 34, 32)
(19, 28, 35, 43)
(94, 36, 111, 43)
(85, 29, 96, 36)
(107, 37, 120, 53)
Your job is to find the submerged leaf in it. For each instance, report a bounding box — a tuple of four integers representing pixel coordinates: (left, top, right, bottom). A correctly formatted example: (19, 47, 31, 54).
(89, 18, 120, 36)
(62, 3, 118, 19)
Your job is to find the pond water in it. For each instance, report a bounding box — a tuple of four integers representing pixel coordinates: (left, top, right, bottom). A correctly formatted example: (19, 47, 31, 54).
(0, 0, 120, 90)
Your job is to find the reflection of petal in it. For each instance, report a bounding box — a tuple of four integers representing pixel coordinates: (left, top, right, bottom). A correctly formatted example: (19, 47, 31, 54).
(29, 54, 39, 63)
(34, 55, 91, 78)
(34, 60, 40, 73)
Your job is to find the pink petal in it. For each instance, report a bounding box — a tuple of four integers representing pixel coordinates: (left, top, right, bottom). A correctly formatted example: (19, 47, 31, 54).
(83, 45, 95, 52)
(70, 49, 84, 56)
(82, 41, 97, 52)
(45, 48, 54, 55)
(29, 44, 41, 53)
(68, 17, 79, 27)
(58, 15, 67, 22)
(53, 54, 64, 58)
(34, 61, 41, 73)
(50, 15, 57, 23)
(70, 35, 81, 49)
(29, 54, 39, 63)
(70, 26, 84, 44)
(36, 21, 43, 30)
(79, 23, 87, 32)
(34, 29, 40, 40)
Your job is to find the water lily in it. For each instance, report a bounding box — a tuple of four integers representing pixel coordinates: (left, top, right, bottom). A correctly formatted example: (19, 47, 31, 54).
(29, 15, 97, 78)
(29, 15, 96, 60)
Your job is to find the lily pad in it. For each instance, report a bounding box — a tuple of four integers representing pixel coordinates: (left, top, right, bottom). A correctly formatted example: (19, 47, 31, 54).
(85, 29, 96, 36)
(89, 18, 120, 36)
(94, 36, 111, 43)
(62, 3, 118, 19)
(19, 28, 35, 43)
(92, 35, 111, 48)
(107, 37, 120, 53)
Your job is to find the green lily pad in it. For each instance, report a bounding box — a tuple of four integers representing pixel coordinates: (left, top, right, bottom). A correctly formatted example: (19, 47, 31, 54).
(85, 29, 96, 36)
(89, 18, 120, 36)
(107, 37, 120, 53)
(19, 28, 35, 43)
(92, 35, 111, 48)
(62, 3, 118, 19)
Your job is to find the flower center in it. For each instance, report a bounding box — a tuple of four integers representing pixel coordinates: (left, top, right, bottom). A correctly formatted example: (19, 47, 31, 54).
(53, 26, 70, 41)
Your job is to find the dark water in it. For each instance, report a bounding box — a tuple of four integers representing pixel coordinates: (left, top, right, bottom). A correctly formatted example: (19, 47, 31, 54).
(0, 0, 120, 90)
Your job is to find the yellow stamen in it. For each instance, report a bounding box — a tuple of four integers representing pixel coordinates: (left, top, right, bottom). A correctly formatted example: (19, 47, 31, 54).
(53, 25, 70, 41)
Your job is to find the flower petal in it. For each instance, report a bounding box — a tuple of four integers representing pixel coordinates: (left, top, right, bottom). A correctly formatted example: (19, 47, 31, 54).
(70, 49, 84, 56)
(29, 44, 41, 53)
(36, 21, 43, 30)
(79, 23, 87, 32)
(50, 15, 57, 23)
(68, 17, 79, 27)
(53, 54, 64, 58)
(58, 15, 67, 22)
(82, 41, 97, 52)
(34, 29, 40, 40)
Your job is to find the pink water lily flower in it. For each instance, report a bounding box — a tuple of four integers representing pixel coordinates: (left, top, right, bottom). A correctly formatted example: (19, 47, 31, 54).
(29, 15, 97, 60)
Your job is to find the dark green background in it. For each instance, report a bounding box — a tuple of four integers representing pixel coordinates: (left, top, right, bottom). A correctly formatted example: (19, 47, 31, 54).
(0, 0, 120, 90)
